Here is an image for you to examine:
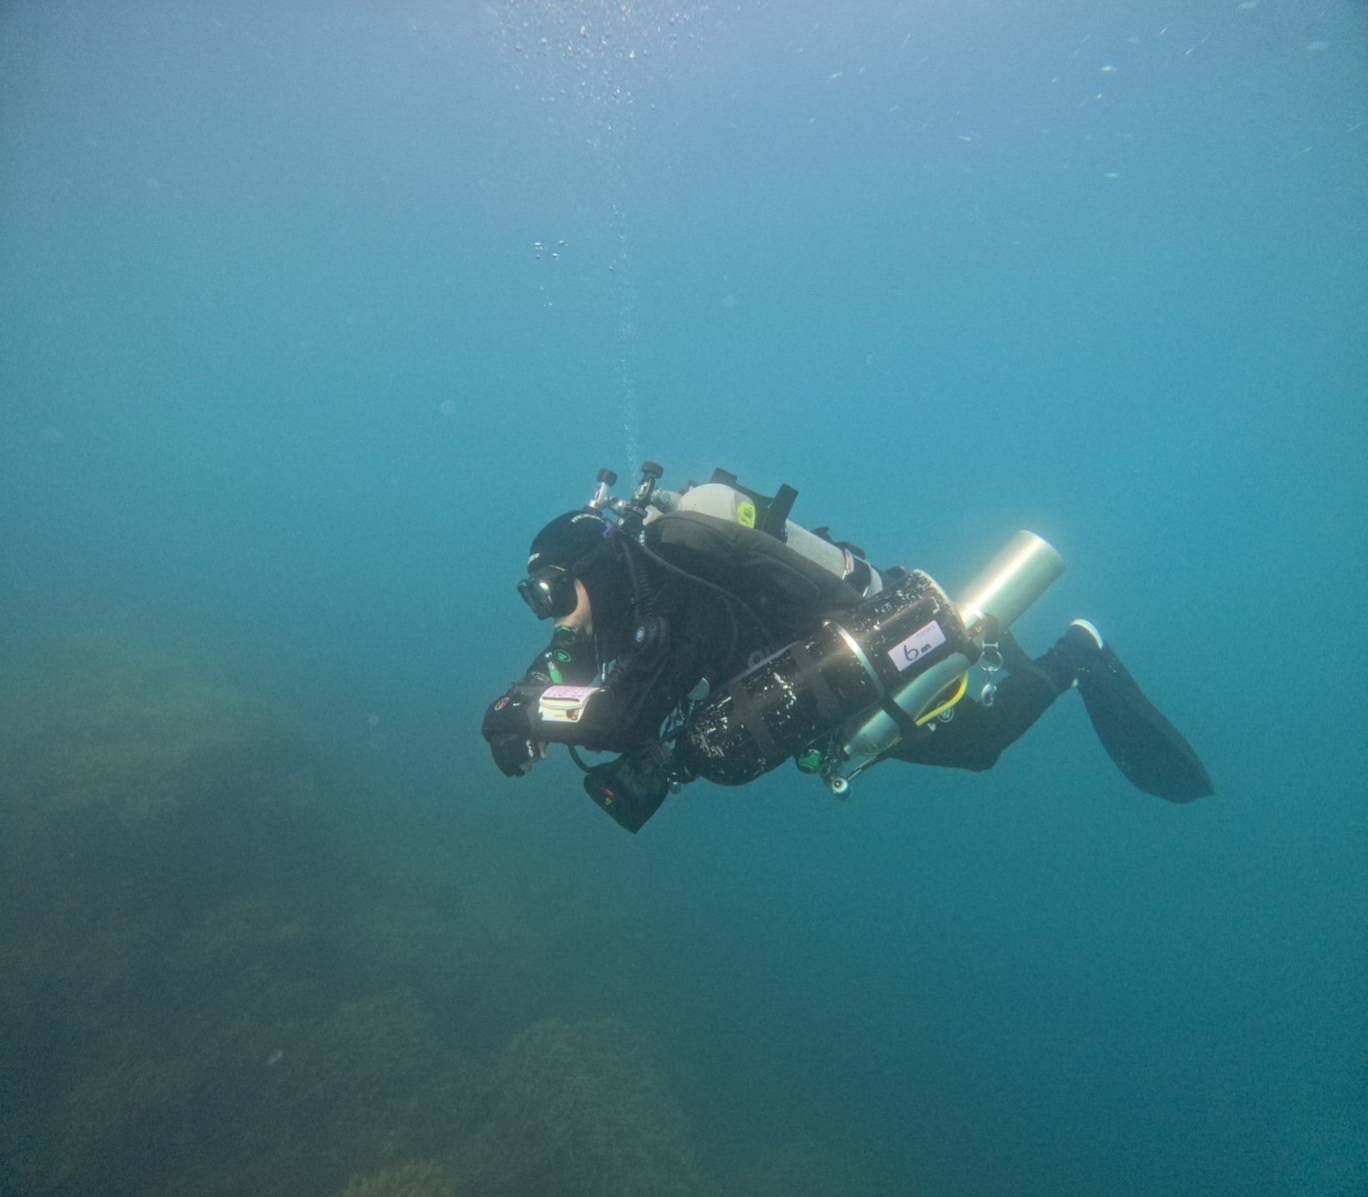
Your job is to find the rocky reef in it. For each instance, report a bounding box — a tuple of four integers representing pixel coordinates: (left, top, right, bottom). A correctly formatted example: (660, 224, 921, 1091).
(453, 1016, 707, 1196)
(0, 633, 875, 1196)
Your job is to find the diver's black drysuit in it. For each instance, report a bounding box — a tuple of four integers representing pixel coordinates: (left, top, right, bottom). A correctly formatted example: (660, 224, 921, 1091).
(482, 537, 1081, 828)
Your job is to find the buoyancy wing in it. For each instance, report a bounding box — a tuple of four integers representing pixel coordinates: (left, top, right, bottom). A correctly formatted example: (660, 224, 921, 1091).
(1076, 644, 1214, 803)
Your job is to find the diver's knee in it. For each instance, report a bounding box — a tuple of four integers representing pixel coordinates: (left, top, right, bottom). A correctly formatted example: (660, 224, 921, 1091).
(961, 744, 1003, 772)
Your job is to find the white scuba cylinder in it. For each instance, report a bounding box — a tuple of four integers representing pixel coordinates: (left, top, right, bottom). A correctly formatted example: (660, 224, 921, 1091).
(650, 483, 882, 597)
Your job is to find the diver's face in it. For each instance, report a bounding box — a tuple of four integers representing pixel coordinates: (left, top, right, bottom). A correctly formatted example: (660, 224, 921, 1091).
(556, 578, 593, 634)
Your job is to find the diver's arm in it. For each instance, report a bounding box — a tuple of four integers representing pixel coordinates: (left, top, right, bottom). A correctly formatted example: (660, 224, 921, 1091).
(482, 602, 721, 771)
(482, 625, 600, 776)
(483, 650, 682, 757)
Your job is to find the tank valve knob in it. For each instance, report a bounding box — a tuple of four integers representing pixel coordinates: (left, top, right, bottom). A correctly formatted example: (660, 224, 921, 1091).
(591, 468, 618, 509)
(633, 461, 664, 507)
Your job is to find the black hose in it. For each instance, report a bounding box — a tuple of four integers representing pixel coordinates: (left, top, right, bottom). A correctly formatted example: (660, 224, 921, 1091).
(634, 531, 781, 651)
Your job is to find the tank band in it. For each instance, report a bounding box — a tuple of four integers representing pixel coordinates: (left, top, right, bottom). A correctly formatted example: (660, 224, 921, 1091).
(791, 639, 842, 728)
(726, 680, 782, 765)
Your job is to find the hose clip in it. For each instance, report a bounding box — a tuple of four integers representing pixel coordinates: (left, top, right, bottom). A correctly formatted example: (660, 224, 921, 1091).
(979, 640, 1004, 707)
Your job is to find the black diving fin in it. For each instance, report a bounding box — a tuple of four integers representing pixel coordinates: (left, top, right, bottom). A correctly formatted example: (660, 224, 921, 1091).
(1075, 640, 1214, 803)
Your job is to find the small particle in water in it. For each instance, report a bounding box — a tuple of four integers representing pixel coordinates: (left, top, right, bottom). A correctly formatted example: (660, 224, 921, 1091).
(721, 293, 737, 309)
(1305, 41, 1330, 54)
(1099, 64, 1118, 74)
(1104, 171, 1121, 179)
(367, 713, 381, 728)
(1237, 1, 1259, 9)
(266, 1049, 284, 1066)
(438, 399, 457, 417)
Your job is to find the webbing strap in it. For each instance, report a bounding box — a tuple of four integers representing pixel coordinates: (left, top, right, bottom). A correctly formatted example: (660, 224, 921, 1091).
(879, 694, 921, 743)
(790, 640, 841, 728)
(760, 484, 798, 538)
(727, 680, 782, 764)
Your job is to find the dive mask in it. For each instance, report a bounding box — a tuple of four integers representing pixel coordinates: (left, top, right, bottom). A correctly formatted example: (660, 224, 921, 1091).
(518, 565, 579, 621)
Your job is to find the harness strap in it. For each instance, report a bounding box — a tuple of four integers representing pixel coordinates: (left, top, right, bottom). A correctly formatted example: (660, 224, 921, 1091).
(760, 484, 798, 539)
(726, 679, 782, 764)
(879, 694, 922, 744)
(790, 639, 842, 729)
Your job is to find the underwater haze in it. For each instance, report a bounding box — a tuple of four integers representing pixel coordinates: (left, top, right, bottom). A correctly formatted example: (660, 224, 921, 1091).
(2, 2, 1366, 1194)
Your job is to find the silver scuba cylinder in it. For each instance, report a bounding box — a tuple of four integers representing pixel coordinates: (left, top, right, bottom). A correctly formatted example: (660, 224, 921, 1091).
(650, 482, 882, 597)
(839, 531, 1064, 760)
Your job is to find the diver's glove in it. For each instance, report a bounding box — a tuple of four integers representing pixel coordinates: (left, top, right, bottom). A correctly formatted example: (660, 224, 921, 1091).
(482, 689, 541, 777)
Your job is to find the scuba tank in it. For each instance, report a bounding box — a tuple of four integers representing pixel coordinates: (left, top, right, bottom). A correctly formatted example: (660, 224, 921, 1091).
(680, 569, 971, 785)
(681, 531, 1065, 793)
(839, 531, 1064, 763)
(649, 478, 883, 598)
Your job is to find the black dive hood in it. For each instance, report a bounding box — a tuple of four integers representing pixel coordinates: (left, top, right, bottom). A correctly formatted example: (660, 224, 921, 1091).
(519, 508, 617, 622)
(576, 536, 636, 657)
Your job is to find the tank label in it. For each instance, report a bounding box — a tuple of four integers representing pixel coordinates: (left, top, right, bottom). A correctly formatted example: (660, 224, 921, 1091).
(887, 620, 946, 671)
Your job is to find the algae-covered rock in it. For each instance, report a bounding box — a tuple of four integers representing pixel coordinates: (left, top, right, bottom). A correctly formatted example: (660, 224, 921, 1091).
(719, 1142, 884, 1197)
(339, 1160, 456, 1197)
(458, 1016, 707, 1197)
(344, 891, 560, 1051)
(0, 632, 326, 911)
(0, 634, 347, 1195)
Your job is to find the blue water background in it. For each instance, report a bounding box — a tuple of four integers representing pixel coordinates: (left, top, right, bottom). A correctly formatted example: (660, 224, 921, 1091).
(3, 2, 1365, 1193)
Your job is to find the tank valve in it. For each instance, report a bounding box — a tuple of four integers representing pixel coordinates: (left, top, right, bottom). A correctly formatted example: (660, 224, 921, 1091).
(633, 461, 664, 507)
(591, 468, 617, 509)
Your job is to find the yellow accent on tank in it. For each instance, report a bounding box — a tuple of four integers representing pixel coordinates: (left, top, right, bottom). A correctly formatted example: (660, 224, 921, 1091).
(915, 672, 969, 726)
(737, 501, 757, 528)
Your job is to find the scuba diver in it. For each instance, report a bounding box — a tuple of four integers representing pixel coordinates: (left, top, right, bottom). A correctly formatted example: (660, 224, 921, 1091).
(481, 464, 1213, 833)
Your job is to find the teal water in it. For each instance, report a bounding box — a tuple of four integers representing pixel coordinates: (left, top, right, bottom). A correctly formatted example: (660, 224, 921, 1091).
(2, 3, 1365, 1194)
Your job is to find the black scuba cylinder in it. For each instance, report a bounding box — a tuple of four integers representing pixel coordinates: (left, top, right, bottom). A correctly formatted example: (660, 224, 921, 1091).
(680, 571, 974, 786)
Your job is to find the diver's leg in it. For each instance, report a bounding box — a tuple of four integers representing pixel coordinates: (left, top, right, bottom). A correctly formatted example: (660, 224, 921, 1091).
(896, 622, 1216, 801)
(891, 630, 1083, 772)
